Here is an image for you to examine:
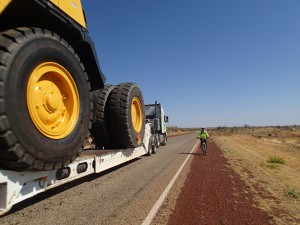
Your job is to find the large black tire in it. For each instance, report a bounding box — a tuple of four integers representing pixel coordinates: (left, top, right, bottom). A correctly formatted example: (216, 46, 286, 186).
(147, 136, 152, 156)
(152, 138, 157, 154)
(160, 134, 167, 146)
(90, 84, 115, 148)
(155, 135, 160, 148)
(0, 28, 91, 171)
(108, 83, 145, 148)
(147, 134, 157, 156)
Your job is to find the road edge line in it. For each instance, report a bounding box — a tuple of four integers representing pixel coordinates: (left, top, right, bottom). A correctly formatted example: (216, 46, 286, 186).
(141, 140, 199, 225)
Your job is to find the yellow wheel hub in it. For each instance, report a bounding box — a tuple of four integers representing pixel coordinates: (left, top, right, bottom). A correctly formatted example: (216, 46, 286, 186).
(131, 97, 143, 133)
(27, 62, 79, 139)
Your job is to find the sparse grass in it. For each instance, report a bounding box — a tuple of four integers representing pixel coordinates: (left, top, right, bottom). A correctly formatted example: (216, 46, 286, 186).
(267, 156, 285, 165)
(286, 188, 300, 199)
(260, 156, 285, 169)
(167, 126, 198, 135)
(214, 125, 300, 144)
(213, 128, 300, 225)
(266, 163, 280, 169)
(260, 162, 280, 169)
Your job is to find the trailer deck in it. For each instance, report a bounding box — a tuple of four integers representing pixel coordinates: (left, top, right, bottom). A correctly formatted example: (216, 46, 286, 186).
(0, 124, 151, 215)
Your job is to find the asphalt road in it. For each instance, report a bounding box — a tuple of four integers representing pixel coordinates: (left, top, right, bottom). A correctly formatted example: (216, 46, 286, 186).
(0, 133, 198, 225)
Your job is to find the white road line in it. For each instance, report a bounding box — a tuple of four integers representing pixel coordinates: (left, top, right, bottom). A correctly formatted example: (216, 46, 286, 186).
(141, 141, 199, 225)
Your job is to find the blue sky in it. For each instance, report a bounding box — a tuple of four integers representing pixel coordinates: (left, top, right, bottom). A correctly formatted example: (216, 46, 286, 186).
(82, 0, 300, 128)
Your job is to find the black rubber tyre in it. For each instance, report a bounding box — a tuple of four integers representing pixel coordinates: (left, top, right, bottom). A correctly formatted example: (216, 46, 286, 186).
(0, 28, 91, 171)
(147, 137, 152, 156)
(147, 135, 158, 155)
(155, 135, 160, 148)
(108, 83, 145, 148)
(152, 139, 157, 154)
(160, 134, 167, 146)
(90, 84, 115, 148)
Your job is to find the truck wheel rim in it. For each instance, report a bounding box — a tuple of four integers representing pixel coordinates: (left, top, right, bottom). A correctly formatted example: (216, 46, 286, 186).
(131, 97, 142, 133)
(27, 62, 79, 139)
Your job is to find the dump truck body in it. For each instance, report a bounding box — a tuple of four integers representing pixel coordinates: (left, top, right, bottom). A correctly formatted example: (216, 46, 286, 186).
(0, 0, 146, 171)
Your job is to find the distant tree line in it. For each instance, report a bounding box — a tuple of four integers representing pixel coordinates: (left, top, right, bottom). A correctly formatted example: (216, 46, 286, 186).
(167, 126, 199, 134)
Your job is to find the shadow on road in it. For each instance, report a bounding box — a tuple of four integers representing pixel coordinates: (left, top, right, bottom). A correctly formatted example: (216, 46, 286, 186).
(1, 157, 142, 218)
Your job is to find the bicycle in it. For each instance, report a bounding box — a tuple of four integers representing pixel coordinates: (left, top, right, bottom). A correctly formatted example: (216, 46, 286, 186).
(201, 141, 207, 156)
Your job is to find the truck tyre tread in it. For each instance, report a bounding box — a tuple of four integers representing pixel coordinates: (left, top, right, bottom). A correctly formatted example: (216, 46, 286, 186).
(152, 141, 157, 154)
(160, 134, 167, 146)
(147, 139, 152, 156)
(108, 83, 145, 148)
(91, 84, 115, 148)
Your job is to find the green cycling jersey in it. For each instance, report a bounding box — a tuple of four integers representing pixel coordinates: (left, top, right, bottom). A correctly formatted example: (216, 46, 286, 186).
(198, 130, 209, 139)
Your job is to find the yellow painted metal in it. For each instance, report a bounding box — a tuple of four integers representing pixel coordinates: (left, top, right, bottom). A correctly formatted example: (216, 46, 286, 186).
(50, 0, 59, 5)
(0, 0, 11, 14)
(131, 97, 143, 133)
(50, 0, 86, 28)
(27, 62, 80, 139)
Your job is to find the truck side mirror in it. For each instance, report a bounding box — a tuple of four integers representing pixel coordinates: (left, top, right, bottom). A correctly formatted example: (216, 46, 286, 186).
(164, 116, 169, 123)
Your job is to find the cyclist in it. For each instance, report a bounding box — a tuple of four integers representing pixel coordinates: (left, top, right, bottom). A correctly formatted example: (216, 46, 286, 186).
(198, 127, 209, 149)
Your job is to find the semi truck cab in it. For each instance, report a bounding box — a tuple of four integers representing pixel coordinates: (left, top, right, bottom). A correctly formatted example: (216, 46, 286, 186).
(145, 102, 169, 146)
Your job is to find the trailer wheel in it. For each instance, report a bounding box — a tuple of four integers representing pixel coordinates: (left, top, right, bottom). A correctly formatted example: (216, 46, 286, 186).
(155, 135, 160, 148)
(109, 83, 145, 148)
(147, 137, 152, 156)
(90, 84, 115, 148)
(160, 134, 167, 146)
(0, 28, 91, 170)
(152, 140, 157, 154)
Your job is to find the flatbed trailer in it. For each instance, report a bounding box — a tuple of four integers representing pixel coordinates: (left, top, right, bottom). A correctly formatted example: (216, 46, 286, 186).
(0, 124, 152, 216)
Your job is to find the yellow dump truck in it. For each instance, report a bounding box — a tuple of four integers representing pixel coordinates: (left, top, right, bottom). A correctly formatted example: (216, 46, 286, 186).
(0, 0, 146, 171)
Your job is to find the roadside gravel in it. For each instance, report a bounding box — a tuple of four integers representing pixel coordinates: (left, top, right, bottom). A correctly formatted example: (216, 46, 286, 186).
(163, 139, 274, 225)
